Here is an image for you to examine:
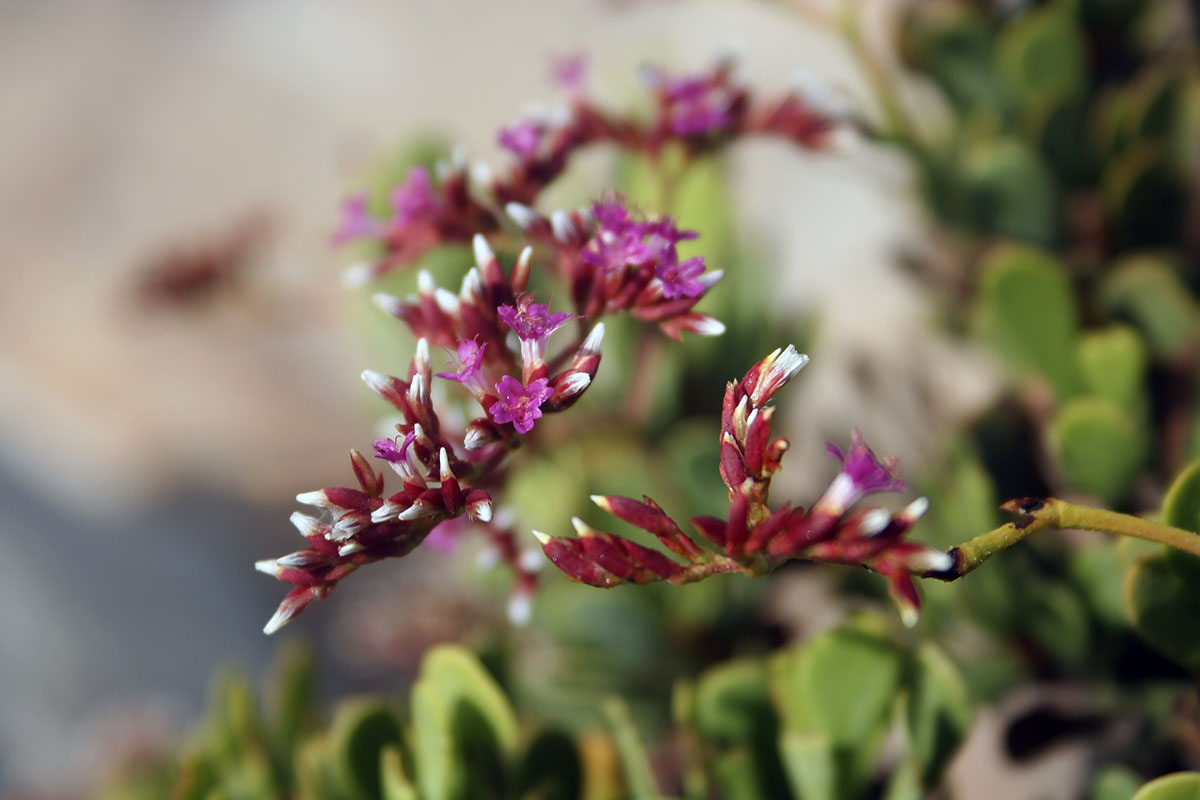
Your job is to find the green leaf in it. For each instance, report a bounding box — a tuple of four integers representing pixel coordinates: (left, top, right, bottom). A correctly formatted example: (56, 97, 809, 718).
(777, 731, 836, 800)
(1102, 256, 1200, 360)
(204, 668, 264, 768)
(1124, 555, 1200, 673)
(976, 245, 1079, 396)
(328, 699, 403, 800)
(693, 659, 788, 800)
(898, 4, 1005, 115)
(1092, 764, 1144, 800)
(1131, 773, 1200, 800)
(770, 621, 903, 797)
(381, 746, 418, 800)
(412, 680, 456, 800)
(694, 659, 774, 744)
(412, 645, 519, 800)
(264, 641, 318, 781)
(904, 644, 972, 788)
(1077, 327, 1147, 417)
(1070, 543, 1128, 626)
(1050, 397, 1146, 504)
(1161, 459, 1200, 534)
(1025, 582, 1092, 669)
(602, 696, 663, 800)
(957, 138, 1061, 246)
(995, 6, 1086, 109)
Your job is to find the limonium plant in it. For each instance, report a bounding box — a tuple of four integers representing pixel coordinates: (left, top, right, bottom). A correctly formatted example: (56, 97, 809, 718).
(256, 55, 1200, 636)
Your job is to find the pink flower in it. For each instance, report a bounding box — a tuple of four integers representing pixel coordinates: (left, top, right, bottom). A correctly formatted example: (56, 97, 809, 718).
(498, 120, 545, 159)
(551, 53, 587, 97)
(582, 198, 654, 274)
(660, 74, 733, 136)
(332, 193, 377, 245)
(373, 431, 416, 463)
(391, 167, 436, 226)
(656, 255, 706, 300)
(489, 375, 553, 434)
(435, 337, 489, 395)
(818, 431, 905, 514)
(497, 297, 575, 342)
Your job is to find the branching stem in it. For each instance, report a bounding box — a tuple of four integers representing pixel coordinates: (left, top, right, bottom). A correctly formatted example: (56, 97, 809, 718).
(937, 497, 1200, 580)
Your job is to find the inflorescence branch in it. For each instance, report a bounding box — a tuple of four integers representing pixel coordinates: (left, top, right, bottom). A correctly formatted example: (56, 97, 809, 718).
(264, 56, 1146, 634)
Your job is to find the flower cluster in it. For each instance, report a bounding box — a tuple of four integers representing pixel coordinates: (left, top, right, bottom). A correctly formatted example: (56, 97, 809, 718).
(503, 196, 724, 339)
(257, 238, 615, 632)
(533, 346, 951, 626)
(257, 58, 882, 634)
(332, 58, 847, 283)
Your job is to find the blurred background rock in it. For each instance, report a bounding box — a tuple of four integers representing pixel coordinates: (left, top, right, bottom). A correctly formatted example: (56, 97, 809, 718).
(0, 0, 998, 795)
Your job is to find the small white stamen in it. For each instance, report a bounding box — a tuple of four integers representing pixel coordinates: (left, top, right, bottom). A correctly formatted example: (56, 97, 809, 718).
(469, 497, 493, 522)
(692, 316, 727, 337)
(277, 552, 315, 568)
(903, 497, 930, 521)
(907, 548, 954, 573)
(470, 160, 494, 188)
(558, 372, 590, 398)
(417, 269, 436, 296)
(290, 512, 321, 537)
(398, 501, 434, 521)
(476, 545, 501, 571)
(774, 345, 810, 383)
(859, 508, 892, 537)
(518, 549, 545, 573)
(361, 369, 392, 396)
(295, 490, 327, 507)
(435, 288, 460, 314)
(464, 426, 488, 451)
(551, 210, 574, 242)
(408, 374, 427, 404)
(507, 593, 532, 626)
(581, 322, 605, 354)
(516, 246, 532, 273)
(506, 202, 539, 229)
(373, 293, 404, 317)
(371, 501, 401, 523)
(262, 606, 290, 635)
(460, 268, 483, 301)
(473, 234, 494, 270)
(338, 541, 365, 556)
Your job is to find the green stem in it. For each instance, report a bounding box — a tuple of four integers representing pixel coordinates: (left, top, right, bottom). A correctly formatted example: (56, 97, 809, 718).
(943, 497, 1200, 579)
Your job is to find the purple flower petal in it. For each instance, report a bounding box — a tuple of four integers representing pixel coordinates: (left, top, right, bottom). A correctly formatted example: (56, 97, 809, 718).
(498, 120, 545, 159)
(391, 167, 436, 226)
(332, 193, 376, 245)
(435, 337, 488, 392)
(489, 376, 553, 435)
(657, 256, 706, 300)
